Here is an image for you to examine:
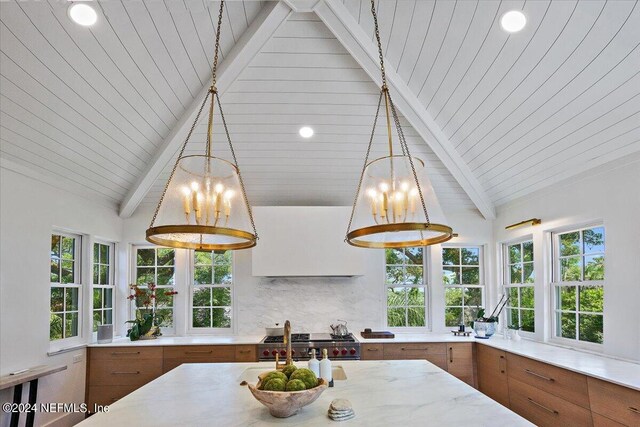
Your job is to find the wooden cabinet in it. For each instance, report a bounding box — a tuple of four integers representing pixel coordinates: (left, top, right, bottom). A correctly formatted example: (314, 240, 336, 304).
(476, 344, 510, 407)
(86, 347, 163, 410)
(446, 343, 475, 386)
(588, 376, 640, 426)
(383, 343, 447, 369)
(360, 343, 384, 360)
(508, 377, 593, 427)
(235, 345, 258, 362)
(163, 345, 236, 372)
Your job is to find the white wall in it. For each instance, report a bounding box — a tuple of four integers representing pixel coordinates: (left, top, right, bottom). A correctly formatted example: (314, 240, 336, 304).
(493, 156, 640, 361)
(0, 166, 123, 427)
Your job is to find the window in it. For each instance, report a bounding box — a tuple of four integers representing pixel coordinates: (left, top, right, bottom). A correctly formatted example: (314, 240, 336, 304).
(192, 250, 233, 329)
(443, 246, 482, 327)
(553, 226, 605, 344)
(93, 242, 114, 332)
(385, 248, 426, 328)
(504, 241, 535, 332)
(134, 247, 176, 328)
(50, 233, 81, 341)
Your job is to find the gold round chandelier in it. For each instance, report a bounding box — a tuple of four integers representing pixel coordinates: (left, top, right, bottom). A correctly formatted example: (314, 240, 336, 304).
(146, 1, 257, 250)
(345, 0, 453, 249)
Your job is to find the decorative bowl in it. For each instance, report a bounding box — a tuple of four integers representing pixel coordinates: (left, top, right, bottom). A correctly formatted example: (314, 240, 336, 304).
(473, 320, 496, 338)
(248, 375, 328, 418)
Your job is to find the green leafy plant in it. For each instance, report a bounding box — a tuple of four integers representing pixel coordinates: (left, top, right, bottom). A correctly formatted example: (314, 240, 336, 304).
(126, 283, 177, 341)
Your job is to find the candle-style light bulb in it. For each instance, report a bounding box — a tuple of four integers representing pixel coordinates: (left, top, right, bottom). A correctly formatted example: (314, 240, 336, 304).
(182, 187, 191, 217)
(409, 188, 418, 214)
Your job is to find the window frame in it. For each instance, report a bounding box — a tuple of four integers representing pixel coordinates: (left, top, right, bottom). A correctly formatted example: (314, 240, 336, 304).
(49, 231, 84, 349)
(442, 245, 484, 328)
(384, 247, 429, 331)
(188, 249, 237, 334)
(92, 240, 115, 335)
(550, 224, 605, 348)
(502, 238, 535, 336)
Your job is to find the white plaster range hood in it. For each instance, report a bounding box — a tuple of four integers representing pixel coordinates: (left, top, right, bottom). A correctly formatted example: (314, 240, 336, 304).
(251, 206, 366, 277)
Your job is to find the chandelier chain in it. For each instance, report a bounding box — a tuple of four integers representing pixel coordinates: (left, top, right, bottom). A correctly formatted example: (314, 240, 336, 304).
(346, 90, 384, 236)
(211, 0, 224, 89)
(370, 0, 386, 89)
(149, 90, 211, 228)
(216, 94, 258, 238)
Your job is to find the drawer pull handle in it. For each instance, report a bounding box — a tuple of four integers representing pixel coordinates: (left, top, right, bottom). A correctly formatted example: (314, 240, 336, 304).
(449, 347, 453, 363)
(401, 347, 430, 351)
(525, 369, 554, 382)
(111, 371, 140, 375)
(185, 350, 213, 354)
(629, 406, 640, 414)
(238, 350, 251, 354)
(367, 348, 379, 352)
(527, 398, 559, 415)
(111, 351, 141, 355)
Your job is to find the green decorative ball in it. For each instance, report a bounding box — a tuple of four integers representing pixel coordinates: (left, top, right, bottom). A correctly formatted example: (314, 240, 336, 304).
(261, 371, 287, 385)
(289, 368, 318, 389)
(282, 365, 298, 378)
(285, 379, 307, 391)
(263, 378, 286, 391)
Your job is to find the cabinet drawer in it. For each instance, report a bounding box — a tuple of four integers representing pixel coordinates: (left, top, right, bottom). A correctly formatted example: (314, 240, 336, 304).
(588, 376, 640, 426)
(509, 377, 593, 427)
(235, 345, 257, 362)
(446, 343, 474, 386)
(163, 345, 235, 360)
(90, 346, 162, 361)
(507, 353, 590, 408)
(476, 345, 509, 407)
(383, 343, 446, 359)
(361, 344, 384, 360)
(87, 385, 138, 409)
(592, 413, 626, 427)
(89, 359, 163, 386)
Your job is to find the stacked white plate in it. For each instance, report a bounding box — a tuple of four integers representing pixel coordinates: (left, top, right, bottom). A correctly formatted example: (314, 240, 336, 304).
(327, 398, 355, 422)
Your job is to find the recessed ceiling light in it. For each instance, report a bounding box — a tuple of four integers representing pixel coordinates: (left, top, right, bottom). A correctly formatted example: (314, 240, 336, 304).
(501, 10, 526, 33)
(68, 3, 98, 27)
(299, 126, 314, 138)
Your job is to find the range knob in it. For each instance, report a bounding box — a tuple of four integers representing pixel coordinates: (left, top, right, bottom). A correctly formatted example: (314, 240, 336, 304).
(332, 349, 340, 356)
(349, 348, 357, 355)
(292, 349, 296, 355)
(341, 348, 348, 356)
(263, 350, 270, 356)
(271, 350, 278, 356)
(280, 350, 287, 357)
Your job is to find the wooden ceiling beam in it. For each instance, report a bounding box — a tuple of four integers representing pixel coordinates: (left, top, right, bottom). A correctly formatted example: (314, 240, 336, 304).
(118, 1, 292, 218)
(314, 0, 496, 220)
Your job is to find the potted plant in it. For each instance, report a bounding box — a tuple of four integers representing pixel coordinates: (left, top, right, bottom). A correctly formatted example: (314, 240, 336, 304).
(126, 283, 177, 341)
(473, 294, 509, 339)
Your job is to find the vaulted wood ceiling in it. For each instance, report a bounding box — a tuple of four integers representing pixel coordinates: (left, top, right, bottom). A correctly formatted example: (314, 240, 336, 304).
(1, 0, 638, 218)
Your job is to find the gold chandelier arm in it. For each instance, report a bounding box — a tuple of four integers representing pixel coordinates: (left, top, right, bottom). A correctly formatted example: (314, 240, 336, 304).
(345, 90, 384, 236)
(149, 90, 211, 228)
(215, 93, 258, 239)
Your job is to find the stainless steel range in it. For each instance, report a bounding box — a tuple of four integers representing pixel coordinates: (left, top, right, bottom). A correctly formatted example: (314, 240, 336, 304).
(258, 333, 360, 361)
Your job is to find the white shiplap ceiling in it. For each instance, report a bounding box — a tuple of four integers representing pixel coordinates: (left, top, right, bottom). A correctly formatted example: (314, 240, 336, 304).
(1, 0, 639, 216)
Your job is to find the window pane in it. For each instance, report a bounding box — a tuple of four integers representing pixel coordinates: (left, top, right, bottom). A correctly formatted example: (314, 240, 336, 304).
(93, 243, 100, 263)
(509, 244, 521, 264)
(65, 312, 78, 338)
(93, 264, 99, 285)
(156, 288, 175, 308)
(62, 237, 75, 259)
(405, 247, 423, 265)
(522, 241, 534, 262)
(212, 287, 231, 306)
(99, 265, 108, 285)
(464, 287, 482, 307)
(104, 288, 113, 309)
(579, 286, 603, 313)
(387, 287, 407, 306)
(387, 308, 406, 327)
(520, 286, 534, 309)
(194, 266, 212, 285)
(156, 248, 175, 266)
(50, 288, 64, 312)
(61, 260, 74, 284)
(407, 287, 425, 306)
(93, 289, 102, 310)
(510, 264, 522, 284)
(136, 267, 154, 285)
(51, 235, 61, 258)
(156, 267, 175, 286)
(100, 244, 109, 263)
(93, 311, 102, 332)
(137, 249, 155, 266)
(156, 309, 173, 327)
(463, 307, 476, 326)
(579, 314, 603, 344)
(104, 309, 112, 324)
(521, 309, 534, 332)
(65, 288, 78, 311)
(194, 250, 212, 265)
(584, 255, 604, 281)
(212, 308, 231, 328)
(214, 250, 232, 265)
(461, 248, 479, 265)
(508, 287, 519, 306)
(559, 232, 580, 256)
(386, 266, 404, 284)
(558, 286, 576, 311)
(508, 308, 519, 328)
(442, 248, 459, 266)
(445, 287, 462, 306)
(50, 313, 63, 340)
(50, 259, 60, 283)
(193, 308, 211, 328)
(560, 256, 582, 281)
(462, 267, 480, 285)
(443, 267, 460, 285)
(445, 307, 462, 327)
(407, 307, 425, 327)
(405, 265, 423, 284)
(523, 262, 534, 283)
(558, 312, 576, 339)
(214, 265, 232, 285)
(583, 227, 604, 254)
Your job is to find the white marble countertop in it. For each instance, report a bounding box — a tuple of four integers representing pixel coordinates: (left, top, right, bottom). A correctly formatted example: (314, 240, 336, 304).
(478, 337, 640, 391)
(77, 360, 531, 427)
(355, 333, 475, 343)
(87, 335, 264, 347)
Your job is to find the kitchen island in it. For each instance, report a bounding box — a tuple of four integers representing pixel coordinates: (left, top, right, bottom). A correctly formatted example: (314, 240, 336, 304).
(77, 360, 530, 426)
